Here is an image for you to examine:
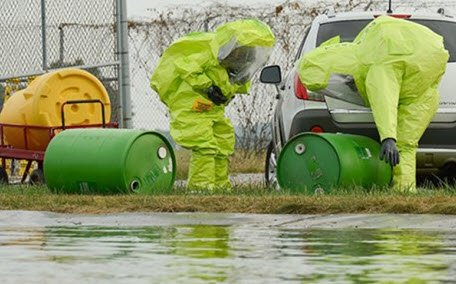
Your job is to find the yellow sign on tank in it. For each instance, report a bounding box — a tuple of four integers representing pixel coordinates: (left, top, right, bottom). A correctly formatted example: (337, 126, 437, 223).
(0, 68, 111, 151)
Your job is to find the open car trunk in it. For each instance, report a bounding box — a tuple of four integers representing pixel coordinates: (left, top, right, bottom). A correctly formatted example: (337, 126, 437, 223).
(324, 64, 456, 125)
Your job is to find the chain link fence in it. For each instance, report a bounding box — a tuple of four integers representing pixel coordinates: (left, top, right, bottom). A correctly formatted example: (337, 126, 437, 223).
(0, 0, 123, 123)
(129, 0, 456, 150)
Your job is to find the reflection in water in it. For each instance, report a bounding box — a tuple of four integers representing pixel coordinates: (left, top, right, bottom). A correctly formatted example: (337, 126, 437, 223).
(169, 226, 231, 283)
(0, 225, 456, 283)
(280, 229, 451, 283)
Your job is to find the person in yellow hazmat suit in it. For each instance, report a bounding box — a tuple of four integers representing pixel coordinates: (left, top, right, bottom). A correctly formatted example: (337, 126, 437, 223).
(151, 19, 275, 190)
(298, 16, 449, 192)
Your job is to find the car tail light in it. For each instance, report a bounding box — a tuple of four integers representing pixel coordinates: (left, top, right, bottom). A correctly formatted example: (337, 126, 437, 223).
(294, 73, 308, 100)
(310, 126, 324, 133)
(374, 14, 411, 19)
(294, 73, 325, 102)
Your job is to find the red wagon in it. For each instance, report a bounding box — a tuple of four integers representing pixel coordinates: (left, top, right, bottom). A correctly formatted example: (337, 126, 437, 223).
(0, 99, 117, 184)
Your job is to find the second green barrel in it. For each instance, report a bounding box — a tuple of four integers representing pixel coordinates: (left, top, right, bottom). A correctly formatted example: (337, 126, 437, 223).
(277, 133, 392, 193)
(44, 129, 176, 194)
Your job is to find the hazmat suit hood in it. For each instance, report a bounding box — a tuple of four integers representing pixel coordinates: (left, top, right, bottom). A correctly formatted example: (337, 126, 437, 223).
(298, 36, 359, 91)
(215, 19, 276, 84)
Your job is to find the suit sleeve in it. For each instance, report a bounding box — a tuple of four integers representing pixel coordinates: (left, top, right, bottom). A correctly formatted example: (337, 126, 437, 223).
(174, 55, 212, 91)
(365, 64, 402, 141)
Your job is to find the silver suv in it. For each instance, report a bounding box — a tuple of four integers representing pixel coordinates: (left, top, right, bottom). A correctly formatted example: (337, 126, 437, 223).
(261, 11, 456, 187)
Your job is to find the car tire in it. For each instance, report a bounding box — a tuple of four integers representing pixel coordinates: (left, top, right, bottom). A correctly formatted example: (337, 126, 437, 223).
(0, 167, 9, 185)
(265, 141, 279, 190)
(437, 162, 456, 185)
(30, 169, 45, 186)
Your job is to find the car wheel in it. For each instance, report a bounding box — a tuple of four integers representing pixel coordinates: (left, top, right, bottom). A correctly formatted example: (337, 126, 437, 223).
(30, 169, 45, 186)
(265, 141, 279, 190)
(437, 162, 456, 186)
(0, 167, 9, 185)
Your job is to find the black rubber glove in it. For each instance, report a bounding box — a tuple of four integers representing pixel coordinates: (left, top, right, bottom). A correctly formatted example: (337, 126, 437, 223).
(206, 85, 228, 106)
(380, 138, 400, 167)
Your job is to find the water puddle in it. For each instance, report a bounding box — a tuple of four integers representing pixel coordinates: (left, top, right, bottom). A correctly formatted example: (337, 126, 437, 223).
(1, 212, 456, 283)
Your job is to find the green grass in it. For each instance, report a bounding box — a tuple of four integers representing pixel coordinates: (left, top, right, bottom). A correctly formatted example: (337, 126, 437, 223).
(2, 184, 456, 214)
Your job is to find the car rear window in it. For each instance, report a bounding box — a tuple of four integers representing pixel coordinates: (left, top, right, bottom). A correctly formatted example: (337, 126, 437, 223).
(316, 20, 370, 45)
(316, 19, 456, 62)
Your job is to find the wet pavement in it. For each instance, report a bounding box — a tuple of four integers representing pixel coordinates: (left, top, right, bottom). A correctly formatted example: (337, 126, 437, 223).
(2, 212, 456, 283)
(2, 211, 456, 230)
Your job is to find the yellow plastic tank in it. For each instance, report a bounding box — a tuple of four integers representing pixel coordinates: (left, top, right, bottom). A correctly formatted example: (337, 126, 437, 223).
(0, 69, 111, 151)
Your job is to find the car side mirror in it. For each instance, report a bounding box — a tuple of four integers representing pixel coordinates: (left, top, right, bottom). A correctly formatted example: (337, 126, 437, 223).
(260, 65, 282, 84)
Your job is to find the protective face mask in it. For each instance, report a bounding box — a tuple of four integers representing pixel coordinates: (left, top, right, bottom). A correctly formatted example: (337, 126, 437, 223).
(223, 46, 272, 85)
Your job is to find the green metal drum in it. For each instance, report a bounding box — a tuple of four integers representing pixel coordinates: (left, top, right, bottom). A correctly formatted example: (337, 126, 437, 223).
(44, 129, 176, 194)
(277, 133, 392, 193)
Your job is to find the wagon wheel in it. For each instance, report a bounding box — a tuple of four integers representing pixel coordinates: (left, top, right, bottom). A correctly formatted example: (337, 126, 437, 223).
(0, 167, 9, 185)
(29, 169, 45, 185)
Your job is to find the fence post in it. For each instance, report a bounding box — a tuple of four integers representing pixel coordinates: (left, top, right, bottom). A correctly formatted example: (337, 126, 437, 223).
(58, 24, 64, 64)
(116, 0, 132, 128)
(40, 0, 48, 71)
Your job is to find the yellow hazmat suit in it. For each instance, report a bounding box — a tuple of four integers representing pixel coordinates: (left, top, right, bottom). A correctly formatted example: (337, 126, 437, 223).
(151, 19, 275, 190)
(298, 16, 449, 191)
